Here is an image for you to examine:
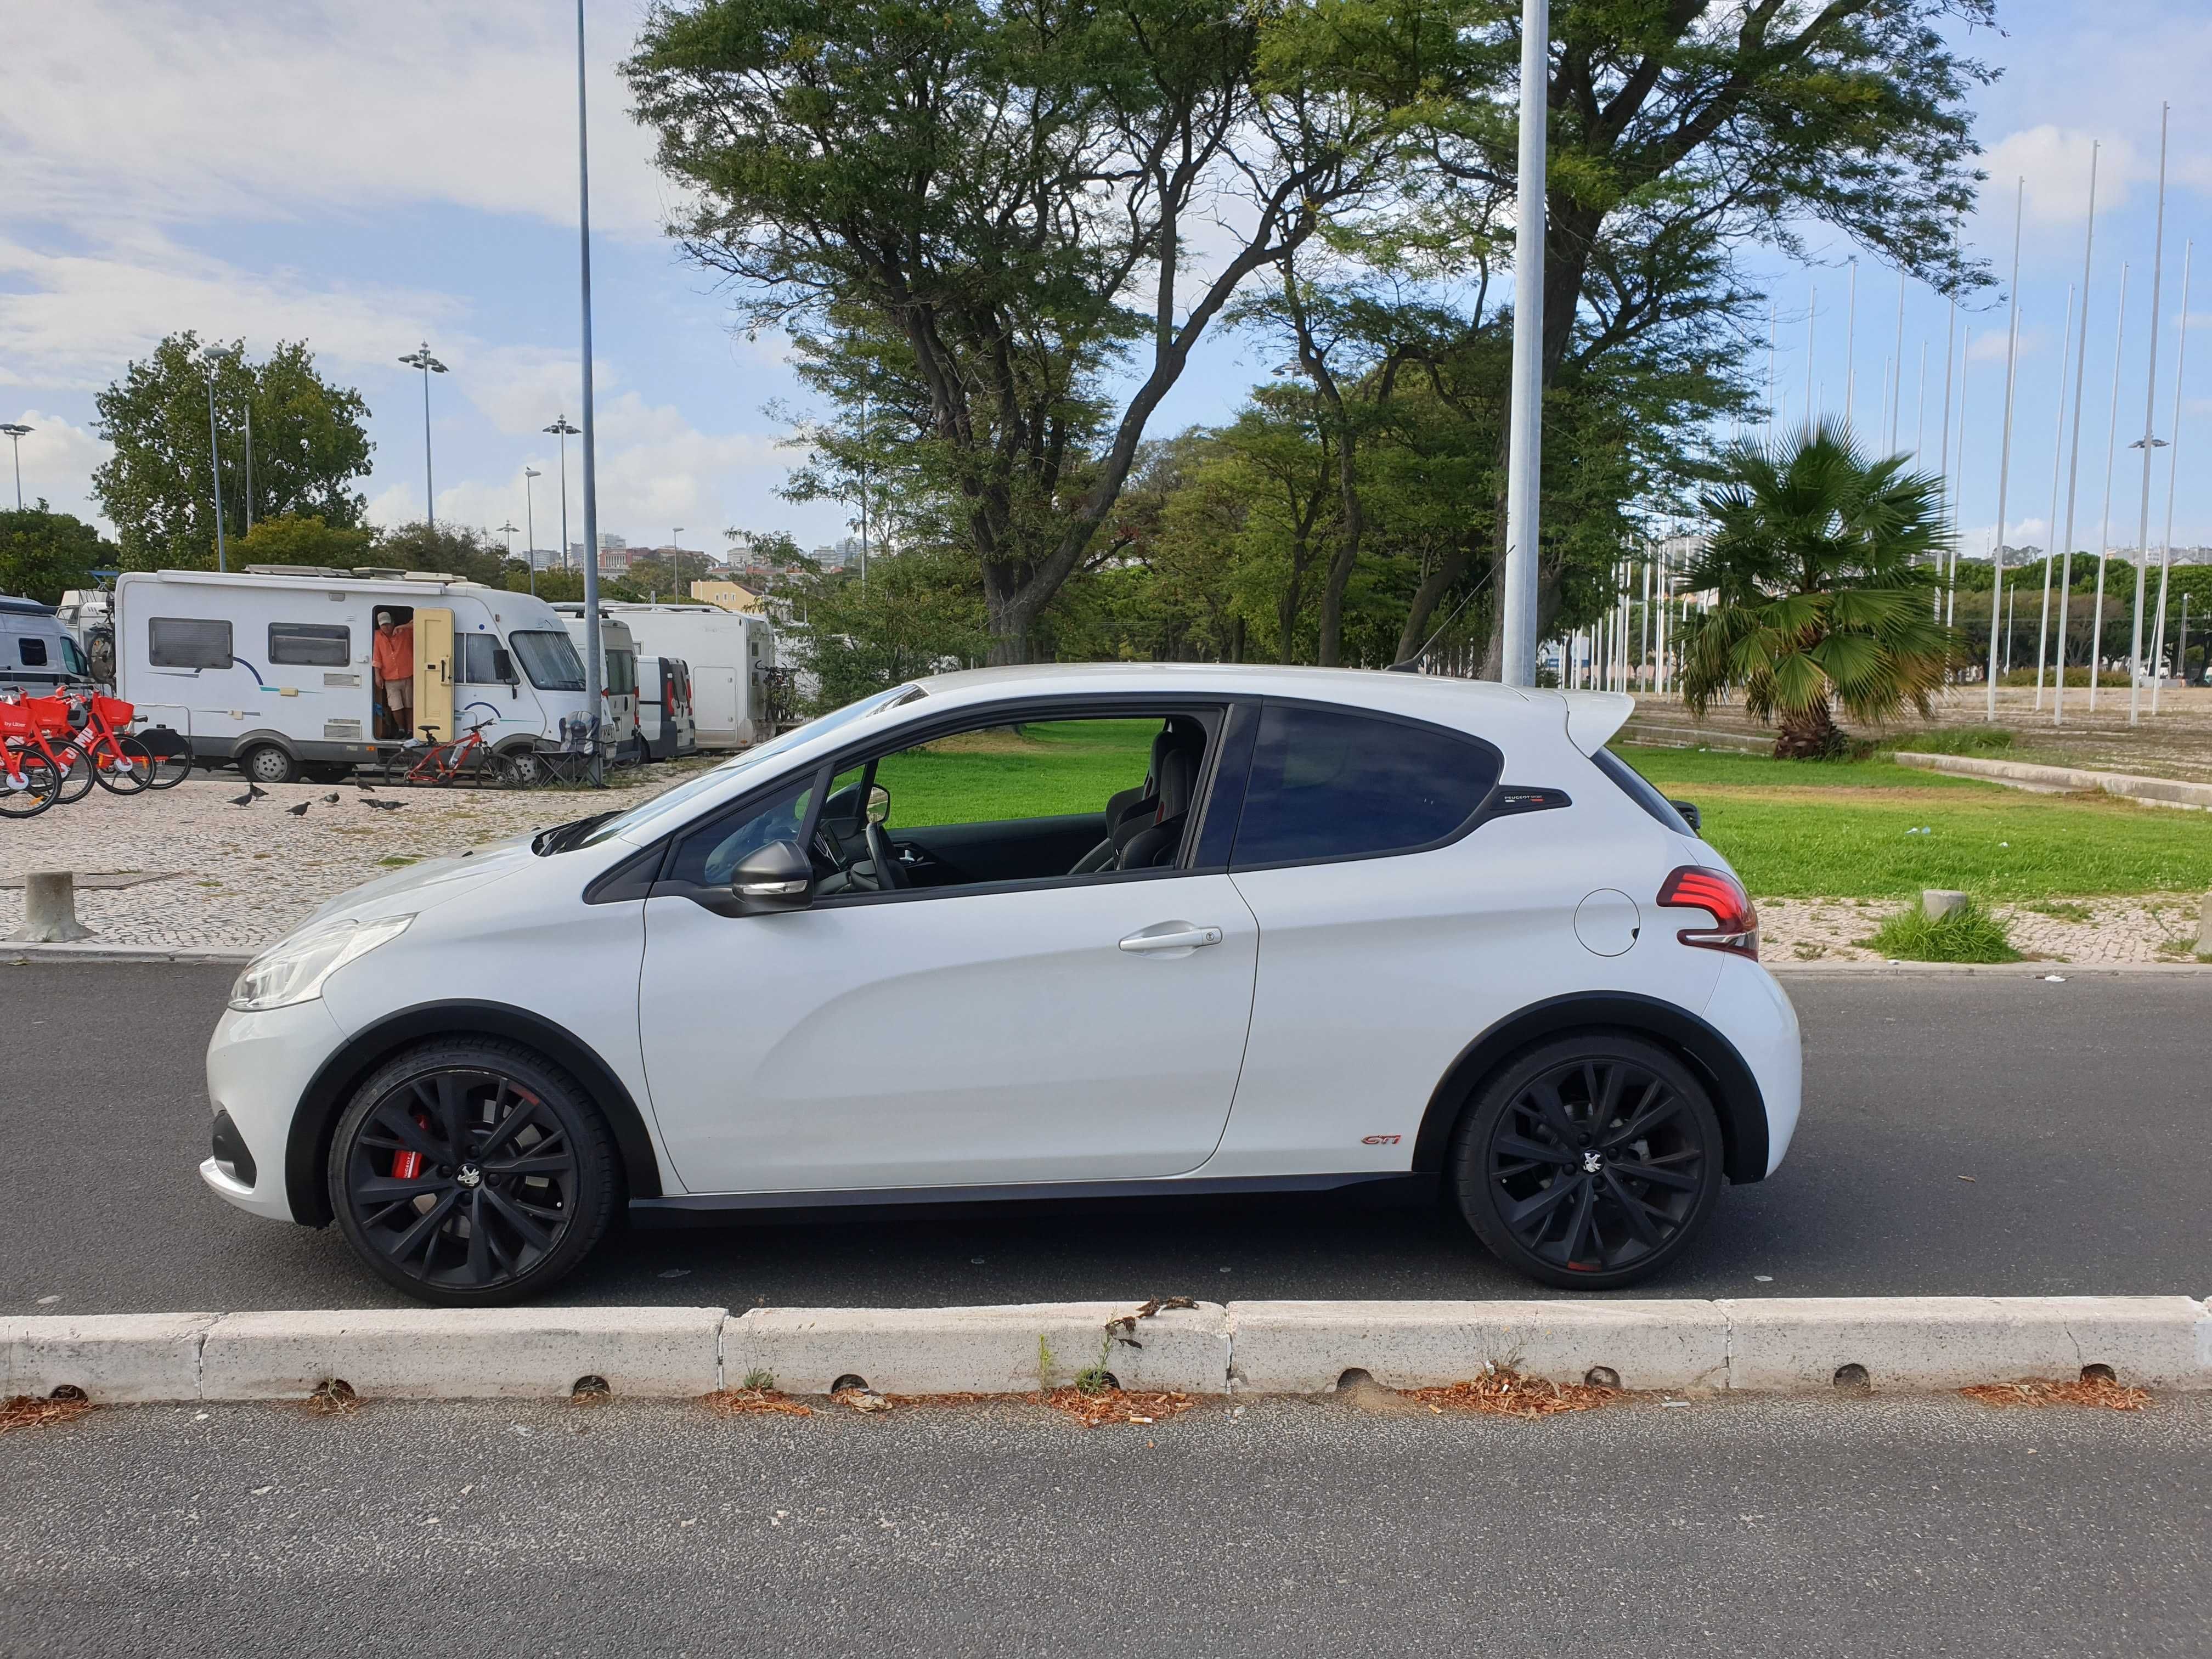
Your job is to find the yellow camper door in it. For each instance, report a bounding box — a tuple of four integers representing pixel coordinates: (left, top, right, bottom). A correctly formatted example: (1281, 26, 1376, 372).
(412, 608, 454, 741)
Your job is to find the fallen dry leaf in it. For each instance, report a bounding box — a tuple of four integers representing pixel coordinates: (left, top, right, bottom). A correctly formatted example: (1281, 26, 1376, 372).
(1041, 1387, 1197, 1429)
(1401, 1370, 1618, 1419)
(703, 1388, 814, 1419)
(1960, 1376, 2149, 1411)
(0, 1393, 93, 1436)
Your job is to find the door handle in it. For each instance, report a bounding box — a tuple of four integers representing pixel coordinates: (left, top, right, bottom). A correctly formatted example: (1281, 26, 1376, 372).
(1118, 925, 1223, 953)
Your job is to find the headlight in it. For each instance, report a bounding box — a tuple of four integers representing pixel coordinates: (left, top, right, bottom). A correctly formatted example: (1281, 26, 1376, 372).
(229, 915, 414, 1012)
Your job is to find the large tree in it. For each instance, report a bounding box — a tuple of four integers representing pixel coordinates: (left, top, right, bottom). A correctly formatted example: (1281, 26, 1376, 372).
(0, 504, 115, 605)
(625, 0, 1406, 662)
(92, 334, 374, 572)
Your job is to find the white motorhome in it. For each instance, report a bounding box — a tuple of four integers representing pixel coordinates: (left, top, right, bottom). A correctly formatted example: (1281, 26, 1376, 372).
(116, 567, 593, 785)
(571, 601, 774, 749)
(555, 609, 641, 760)
(1, 595, 93, 696)
(635, 654, 697, 761)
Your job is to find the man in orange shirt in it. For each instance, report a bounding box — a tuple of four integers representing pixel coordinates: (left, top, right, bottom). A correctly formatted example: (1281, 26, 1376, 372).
(373, 612, 414, 738)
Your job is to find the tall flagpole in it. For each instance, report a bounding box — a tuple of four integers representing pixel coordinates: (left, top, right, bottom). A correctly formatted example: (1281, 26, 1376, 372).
(1915, 339, 1928, 459)
(2089, 264, 2130, 713)
(1804, 282, 1818, 431)
(1949, 328, 1970, 629)
(1986, 178, 2025, 718)
(574, 0, 606, 784)
(1766, 300, 1777, 438)
(2129, 104, 2171, 724)
(2035, 281, 2075, 710)
(1844, 258, 1859, 430)
(2151, 241, 2192, 715)
(1934, 300, 1956, 608)
(2055, 142, 2101, 726)
(1889, 268, 1907, 451)
(1498, 0, 1549, 685)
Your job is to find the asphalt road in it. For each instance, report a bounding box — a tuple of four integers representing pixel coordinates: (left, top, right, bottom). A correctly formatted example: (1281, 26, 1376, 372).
(5, 962, 2208, 1312)
(3, 1391, 2207, 1657)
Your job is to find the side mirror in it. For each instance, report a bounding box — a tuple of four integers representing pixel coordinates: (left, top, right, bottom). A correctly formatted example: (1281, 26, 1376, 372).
(865, 784, 890, 826)
(729, 838, 815, 914)
(493, 645, 515, 682)
(1669, 799, 1702, 834)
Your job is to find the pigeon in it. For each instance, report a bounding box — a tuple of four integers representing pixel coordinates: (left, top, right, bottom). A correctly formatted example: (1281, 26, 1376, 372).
(228, 790, 256, 806)
(362, 798, 403, 811)
(323, 793, 340, 805)
(287, 801, 310, 816)
(246, 783, 269, 800)
(356, 778, 375, 792)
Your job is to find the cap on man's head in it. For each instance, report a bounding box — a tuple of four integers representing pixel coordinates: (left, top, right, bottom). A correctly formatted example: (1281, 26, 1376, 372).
(375, 612, 392, 625)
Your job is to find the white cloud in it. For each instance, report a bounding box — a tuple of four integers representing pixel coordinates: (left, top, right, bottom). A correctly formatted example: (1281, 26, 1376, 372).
(0, 409, 112, 532)
(1983, 127, 2146, 230)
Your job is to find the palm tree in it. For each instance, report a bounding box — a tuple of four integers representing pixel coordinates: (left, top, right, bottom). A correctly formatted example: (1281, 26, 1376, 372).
(1679, 420, 1956, 759)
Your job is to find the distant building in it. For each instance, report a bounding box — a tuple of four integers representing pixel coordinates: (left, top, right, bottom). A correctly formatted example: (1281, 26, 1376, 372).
(691, 579, 765, 614)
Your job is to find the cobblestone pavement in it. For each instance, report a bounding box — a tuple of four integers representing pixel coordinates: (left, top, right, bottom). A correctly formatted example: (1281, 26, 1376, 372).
(1762, 892, 2209, 964)
(0, 763, 703, 953)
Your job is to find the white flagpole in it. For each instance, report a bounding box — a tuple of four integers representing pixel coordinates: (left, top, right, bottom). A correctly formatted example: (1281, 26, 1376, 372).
(1804, 282, 1818, 429)
(2151, 240, 2192, 715)
(1987, 179, 2025, 718)
(2089, 264, 2131, 713)
(1889, 268, 1907, 451)
(2055, 141, 2102, 726)
(1844, 258, 1859, 430)
(1949, 328, 1970, 630)
(1915, 339, 1928, 460)
(2036, 281, 2075, 710)
(2129, 104, 2171, 724)
(1935, 300, 1956, 611)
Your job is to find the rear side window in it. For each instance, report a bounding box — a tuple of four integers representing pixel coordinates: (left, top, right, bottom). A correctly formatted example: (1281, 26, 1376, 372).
(150, 617, 232, 669)
(1230, 703, 1500, 867)
(268, 623, 349, 667)
(456, 634, 511, 684)
(1592, 748, 1694, 834)
(606, 649, 636, 697)
(18, 636, 47, 667)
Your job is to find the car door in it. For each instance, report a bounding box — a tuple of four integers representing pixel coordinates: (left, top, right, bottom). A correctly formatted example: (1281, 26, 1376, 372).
(634, 713, 1259, 1194)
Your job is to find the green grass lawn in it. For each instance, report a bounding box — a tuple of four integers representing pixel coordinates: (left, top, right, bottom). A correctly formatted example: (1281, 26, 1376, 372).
(1617, 744, 2212, 900)
(873, 719, 1153, 827)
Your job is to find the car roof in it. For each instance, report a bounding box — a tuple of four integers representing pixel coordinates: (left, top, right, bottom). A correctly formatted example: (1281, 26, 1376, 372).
(902, 662, 1629, 754)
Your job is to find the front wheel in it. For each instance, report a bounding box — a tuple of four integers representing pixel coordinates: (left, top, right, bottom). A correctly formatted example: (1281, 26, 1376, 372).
(0, 751, 63, 818)
(91, 735, 156, 794)
(328, 1039, 621, 1305)
(1449, 1034, 1725, 1291)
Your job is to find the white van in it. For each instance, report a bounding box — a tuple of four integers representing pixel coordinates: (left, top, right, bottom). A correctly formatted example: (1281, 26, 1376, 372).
(115, 567, 593, 785)
(574, 601, 773, 749)
(1, 595, 93, 695)
(635, 654, 697, 761)
(555, 609, 641, 761)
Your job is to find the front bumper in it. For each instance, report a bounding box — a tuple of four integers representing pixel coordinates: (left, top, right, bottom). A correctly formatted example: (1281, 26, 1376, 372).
(202, 996, 349, 1223)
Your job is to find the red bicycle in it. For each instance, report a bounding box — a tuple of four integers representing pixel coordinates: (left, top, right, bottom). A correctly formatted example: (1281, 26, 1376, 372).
(69, 689, 191, 790)
(0, 699, 65, 818)
(5, 689, 162, 799)
(380, 706, 522, 789)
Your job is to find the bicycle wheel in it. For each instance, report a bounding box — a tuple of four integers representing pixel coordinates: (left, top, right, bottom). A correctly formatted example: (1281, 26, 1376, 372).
(141, 734, 193, 789)
(50, 747, 95, 805)
(0, 752, 62, 819)
(91, 735, 155, 794)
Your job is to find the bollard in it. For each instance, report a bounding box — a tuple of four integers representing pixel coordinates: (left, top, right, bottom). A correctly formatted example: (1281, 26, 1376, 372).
(1921, 889, 1970, 922)
(2197, 892, 2212, 958)
(8, 871, 95, 944)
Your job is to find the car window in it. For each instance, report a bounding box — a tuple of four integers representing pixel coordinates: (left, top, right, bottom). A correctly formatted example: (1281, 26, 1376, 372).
(1230, 703, 1499, 867)
(606, 649, 636, 697)
(18, 635, 47, 667)
(1594, 748, 1694, 834)
(150, 617, 233, 670)
(872, 718, 1158, 828)
(456, 634, 511, 685)
(269, 623, 349, 667)
(665, 775, 819, 887)
(58, 635, 88, 678)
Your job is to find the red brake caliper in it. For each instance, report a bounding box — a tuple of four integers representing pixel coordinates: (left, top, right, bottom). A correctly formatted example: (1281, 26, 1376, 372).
(391, 1114, 431, 1181)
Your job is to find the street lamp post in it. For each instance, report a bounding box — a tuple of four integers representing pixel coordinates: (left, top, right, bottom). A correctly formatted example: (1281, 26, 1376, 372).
(523, 467, 542, 595)
(398, 342, 449, 529)
(574, 0, 606, 785)
(205, 374, 229, 573)
(497, 519, 520, 565)
(1498, 0, 1548, 685)
(544, 417, 579, 575)
(0, 423, 30, 511)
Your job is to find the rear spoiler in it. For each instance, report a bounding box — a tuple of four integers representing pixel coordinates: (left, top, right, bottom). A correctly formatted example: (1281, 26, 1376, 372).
(1559, 691, 1635, 755)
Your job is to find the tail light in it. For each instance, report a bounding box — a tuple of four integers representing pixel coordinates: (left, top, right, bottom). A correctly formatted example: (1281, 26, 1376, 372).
(1657, 866, 1759, 958)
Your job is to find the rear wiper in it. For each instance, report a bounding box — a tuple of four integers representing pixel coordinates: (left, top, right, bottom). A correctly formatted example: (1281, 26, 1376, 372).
(532, 810, 617, 855)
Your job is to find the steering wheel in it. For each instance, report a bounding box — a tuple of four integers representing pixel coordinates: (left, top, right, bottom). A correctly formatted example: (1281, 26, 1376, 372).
(865, 820, 909, 890)
(810, 825, 851, 879)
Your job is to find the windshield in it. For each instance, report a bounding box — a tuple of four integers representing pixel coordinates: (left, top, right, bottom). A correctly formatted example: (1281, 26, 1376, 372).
(512, 630, 585, 691)
(562, 684, 925, 853)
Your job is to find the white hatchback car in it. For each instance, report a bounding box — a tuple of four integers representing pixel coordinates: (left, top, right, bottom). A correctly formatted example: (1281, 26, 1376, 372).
(203, 665, 1801, 1304)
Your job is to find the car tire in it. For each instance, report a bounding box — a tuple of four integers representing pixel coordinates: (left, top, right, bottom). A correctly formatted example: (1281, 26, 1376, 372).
(1448, 1032, 1725, 1291)
(328, 1038, 622, 1306)
(239, 742, 301, 786)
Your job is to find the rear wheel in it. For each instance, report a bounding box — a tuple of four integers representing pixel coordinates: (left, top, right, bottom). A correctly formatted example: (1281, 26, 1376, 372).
(143, 738, 194, 789)
(91, 735, 155, 793)
(51, 747, 95, 804)
(1449, 1034, 1725, 1290)
(328, 1039, 621, 1305)
(238, 741, 300, 786)
(0, 752, 63, 818)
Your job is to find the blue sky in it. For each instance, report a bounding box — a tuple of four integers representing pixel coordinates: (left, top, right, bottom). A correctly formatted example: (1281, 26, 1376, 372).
(5, 1, 2211, 565)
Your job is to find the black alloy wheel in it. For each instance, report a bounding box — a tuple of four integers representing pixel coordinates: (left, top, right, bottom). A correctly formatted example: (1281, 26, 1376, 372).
(330, 1040, 618, 1304)
(1451, 1034, 1724, 1290)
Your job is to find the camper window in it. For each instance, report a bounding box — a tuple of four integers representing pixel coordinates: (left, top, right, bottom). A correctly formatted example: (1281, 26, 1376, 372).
(458, 634, 515, 685)
(606, 648, 636, 697)
(150, 617, 233, 670)
(18, 636, 47, 668)
(511, 629, 585, 691)
(269, 623, 350, 667)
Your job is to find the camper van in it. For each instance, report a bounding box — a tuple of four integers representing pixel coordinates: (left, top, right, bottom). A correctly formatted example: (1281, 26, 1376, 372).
(568, 601, 773, 749)
(115, 567, 592, 785)
(554, 609, 641, 761)
(1, 596, 93, 695)
(635, 654, 697, 761)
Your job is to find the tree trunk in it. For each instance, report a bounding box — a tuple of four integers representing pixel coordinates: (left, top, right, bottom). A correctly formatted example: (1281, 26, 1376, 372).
(1772, 698, 1844, 760)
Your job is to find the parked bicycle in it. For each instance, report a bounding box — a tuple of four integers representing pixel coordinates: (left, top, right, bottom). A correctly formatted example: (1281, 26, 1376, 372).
(379, 704, 523, 788)
(58, 688, 188, 792)
(0, 699, 64, 818)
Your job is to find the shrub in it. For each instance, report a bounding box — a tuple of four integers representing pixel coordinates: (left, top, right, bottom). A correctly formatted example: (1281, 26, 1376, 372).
(1862, 898, 2022, 963)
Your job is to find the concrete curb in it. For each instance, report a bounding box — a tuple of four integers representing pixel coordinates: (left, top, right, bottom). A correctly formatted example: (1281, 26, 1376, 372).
(1767, 960, 2209, 977)
(1893, 750, 2212, 810)
(5, 1297, 2210, 1405)
(2, 945, 256, 966)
